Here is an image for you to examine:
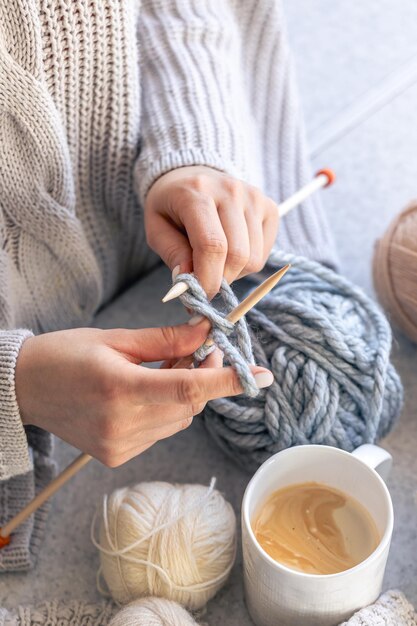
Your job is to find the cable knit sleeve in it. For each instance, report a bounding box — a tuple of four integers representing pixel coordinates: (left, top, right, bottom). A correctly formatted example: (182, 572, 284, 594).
(0, 330, 33, 480)
(134, 0, 263, 203)
(134, 0, 338, 269)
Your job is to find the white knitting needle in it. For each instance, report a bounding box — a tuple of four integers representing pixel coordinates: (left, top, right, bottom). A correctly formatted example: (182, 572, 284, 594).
(278, 168, 335, 216)
(162, 168, 335, 303)
(0, 264, 290, 546)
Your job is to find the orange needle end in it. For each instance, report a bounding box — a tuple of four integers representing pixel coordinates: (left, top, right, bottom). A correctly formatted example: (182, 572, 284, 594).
(316, 168, 336, 187)
(0, 532, 11, 548)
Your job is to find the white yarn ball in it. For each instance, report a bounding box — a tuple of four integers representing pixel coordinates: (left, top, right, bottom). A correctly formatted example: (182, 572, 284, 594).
(95, 480, 236, 610)
(108, 597, 199, 626)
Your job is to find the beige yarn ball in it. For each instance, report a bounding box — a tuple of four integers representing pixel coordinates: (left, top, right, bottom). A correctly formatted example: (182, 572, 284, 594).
(94, 480, 236, 610)
(373, 201, 417, 343)
(108, 597, 199, 626)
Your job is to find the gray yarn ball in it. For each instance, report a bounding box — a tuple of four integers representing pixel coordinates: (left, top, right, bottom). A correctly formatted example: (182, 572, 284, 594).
(202, 251, 403, 470)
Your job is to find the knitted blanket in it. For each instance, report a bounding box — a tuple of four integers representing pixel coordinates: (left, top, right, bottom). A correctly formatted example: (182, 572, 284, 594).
(341, 591, 417, 626)
(0, 591, 415, 626)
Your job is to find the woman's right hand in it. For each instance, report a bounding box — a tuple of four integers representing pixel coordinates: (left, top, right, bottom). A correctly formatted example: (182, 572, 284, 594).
(15, 322, 273, 467)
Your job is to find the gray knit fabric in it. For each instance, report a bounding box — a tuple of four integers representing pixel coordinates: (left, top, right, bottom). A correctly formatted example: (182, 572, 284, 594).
(176, 274, 258, 396)
(0, 0, 337, 571)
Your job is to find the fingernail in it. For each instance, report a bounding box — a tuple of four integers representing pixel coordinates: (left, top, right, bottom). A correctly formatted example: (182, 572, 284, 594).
(172, 265, 181, 280)
(188, 314, 205, 326)
(254, 371, 274, 389)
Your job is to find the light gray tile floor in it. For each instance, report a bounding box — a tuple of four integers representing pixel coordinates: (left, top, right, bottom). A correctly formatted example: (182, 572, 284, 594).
(2, 2, 417, 623)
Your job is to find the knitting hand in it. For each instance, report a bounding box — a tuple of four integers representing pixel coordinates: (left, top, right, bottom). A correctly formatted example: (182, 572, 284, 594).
(145, 166, 279, 298)
(15, 323, 273, 467)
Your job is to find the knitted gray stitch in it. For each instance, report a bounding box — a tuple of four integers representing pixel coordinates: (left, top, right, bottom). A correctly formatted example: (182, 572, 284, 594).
(177, 274, 258, 397)
(199, 250, 403, 470)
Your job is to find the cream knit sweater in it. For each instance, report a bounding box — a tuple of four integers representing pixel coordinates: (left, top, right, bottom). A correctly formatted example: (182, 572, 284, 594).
(0, 0, 337, 570)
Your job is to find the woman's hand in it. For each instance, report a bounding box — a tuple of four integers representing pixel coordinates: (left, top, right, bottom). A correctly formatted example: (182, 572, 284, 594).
(15, 323, 273, 467)
(145, 166, 279, 298)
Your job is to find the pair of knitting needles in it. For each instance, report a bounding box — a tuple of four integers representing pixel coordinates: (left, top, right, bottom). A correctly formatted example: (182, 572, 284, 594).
(0, 168, 334, 547)
(162, 168, 335, 303)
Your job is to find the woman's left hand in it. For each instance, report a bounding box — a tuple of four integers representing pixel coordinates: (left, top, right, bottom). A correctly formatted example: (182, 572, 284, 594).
(144, 166, 279, 299)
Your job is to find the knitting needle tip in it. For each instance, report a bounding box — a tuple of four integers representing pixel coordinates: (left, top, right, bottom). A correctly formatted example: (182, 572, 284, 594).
(162, 281, 189, 303)
(0, 531, 10, 548)
(162, 262, 292, 304)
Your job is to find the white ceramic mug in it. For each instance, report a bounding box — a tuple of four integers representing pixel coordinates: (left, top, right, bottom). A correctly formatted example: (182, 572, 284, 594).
(242, 444, 394, 626)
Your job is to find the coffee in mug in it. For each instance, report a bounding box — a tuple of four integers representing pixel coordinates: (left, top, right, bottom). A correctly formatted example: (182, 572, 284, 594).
(253, 481, 379, 575)
(242, 445, 394, 626)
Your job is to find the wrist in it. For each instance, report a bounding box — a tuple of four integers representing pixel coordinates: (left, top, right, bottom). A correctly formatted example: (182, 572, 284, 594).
(136, 148, 242, 206)
(15, 334, 37, 426)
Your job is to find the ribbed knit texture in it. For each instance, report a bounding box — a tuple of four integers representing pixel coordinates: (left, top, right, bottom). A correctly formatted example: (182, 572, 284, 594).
(0, 0, 337, 571)
(0, 331, 33, 479)
(0, 330, 57, 566)
(135, 0, 337, 265)
(0, 600, 116, 626)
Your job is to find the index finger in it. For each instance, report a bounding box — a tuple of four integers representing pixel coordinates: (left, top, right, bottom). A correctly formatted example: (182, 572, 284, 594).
(124, 362, 272, 406)
(181, 196, 227, 299)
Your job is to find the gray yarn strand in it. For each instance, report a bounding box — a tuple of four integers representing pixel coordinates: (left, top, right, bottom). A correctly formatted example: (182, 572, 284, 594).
(202, 251, 403, 471)
(176, 274, 258, 397)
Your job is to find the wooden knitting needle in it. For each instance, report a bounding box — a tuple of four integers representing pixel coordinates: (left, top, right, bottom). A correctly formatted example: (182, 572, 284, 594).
(162, 168, 335, 303)
(0, 452, 92, 546)
(0, 263, 290, 546)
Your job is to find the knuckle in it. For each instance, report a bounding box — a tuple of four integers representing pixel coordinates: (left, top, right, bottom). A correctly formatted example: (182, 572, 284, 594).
(188, 174, 209, 192)
(199, 235, 227, 257)
(177, 375, 202, 405)
(223, 178, 242, 198)
(159, 325, 180, 354)
(247, 184, 260, 201)
(227, 246, 250, 268)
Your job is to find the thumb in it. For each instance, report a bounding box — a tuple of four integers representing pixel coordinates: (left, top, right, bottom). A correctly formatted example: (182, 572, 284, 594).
(105, 320, 211, 363)
(146, 213, 193, 275)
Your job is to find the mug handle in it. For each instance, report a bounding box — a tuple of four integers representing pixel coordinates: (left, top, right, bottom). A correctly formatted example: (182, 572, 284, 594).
(351, 444, 392, 482)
